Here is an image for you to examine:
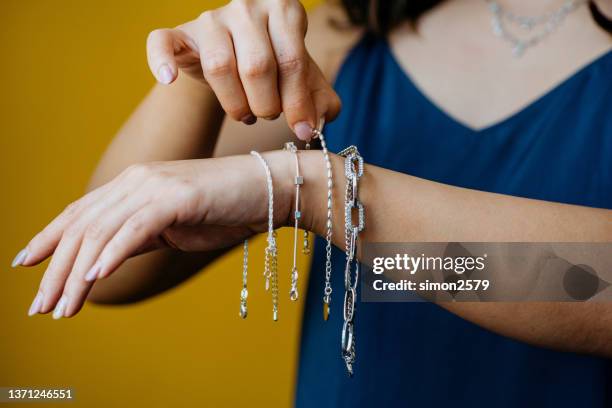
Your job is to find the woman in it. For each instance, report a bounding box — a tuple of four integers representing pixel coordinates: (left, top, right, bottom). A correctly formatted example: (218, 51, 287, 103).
(12, 0, 612, 406)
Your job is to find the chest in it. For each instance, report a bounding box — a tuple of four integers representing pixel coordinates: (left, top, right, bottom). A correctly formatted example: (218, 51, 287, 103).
(386, 8, 612, 132)
(326, 38, 612, 209)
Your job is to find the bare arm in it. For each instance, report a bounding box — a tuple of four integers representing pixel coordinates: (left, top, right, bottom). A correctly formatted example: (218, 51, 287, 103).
(26, 143, 612, 352)
(299, 153, 612, 357)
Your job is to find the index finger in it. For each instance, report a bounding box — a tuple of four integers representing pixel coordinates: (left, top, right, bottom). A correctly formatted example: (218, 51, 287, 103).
(267, 3, 317, 140)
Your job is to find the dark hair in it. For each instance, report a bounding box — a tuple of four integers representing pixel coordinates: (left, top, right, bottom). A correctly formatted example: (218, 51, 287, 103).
(340, 0, 612, 34)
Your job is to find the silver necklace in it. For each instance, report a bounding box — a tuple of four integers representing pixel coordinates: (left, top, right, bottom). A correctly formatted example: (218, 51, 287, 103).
(486, 0, 587, 57)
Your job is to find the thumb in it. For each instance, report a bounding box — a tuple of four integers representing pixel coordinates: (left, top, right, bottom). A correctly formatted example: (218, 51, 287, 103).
(146, 28, 185, 85)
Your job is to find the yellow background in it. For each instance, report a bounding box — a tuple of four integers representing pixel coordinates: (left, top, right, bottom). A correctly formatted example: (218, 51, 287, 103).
(0, 1, 318, 406)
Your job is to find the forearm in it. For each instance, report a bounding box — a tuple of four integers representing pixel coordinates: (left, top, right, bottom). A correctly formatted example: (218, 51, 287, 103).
(298, 151, 612, 356)
(300, 152, 612, 242)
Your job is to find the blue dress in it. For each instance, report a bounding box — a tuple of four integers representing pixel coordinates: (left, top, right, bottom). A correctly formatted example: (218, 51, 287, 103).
(296, 34, 612, 407)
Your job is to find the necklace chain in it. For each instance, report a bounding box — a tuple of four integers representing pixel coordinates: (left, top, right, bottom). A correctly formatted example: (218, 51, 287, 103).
(486, 0, 587, 57)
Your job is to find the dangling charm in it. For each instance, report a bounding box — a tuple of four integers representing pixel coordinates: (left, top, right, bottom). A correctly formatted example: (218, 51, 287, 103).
(290, 267, 299, 301)
(302, 231, 311, 255)
(239, 239, 249, 319)
(322, 296, 330, 321)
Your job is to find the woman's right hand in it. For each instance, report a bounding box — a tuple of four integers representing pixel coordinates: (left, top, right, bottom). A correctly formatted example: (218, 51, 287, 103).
(146, 0, 341, 140)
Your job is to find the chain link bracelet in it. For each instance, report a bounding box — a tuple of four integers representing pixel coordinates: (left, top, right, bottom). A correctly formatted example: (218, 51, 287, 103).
(338, 145, 365, 376)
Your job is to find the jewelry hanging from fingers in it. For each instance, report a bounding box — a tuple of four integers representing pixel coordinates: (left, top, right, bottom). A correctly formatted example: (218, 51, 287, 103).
(312, 126, 334, 322)
(284, 142, 302, 302)
(251, 150, 279, 321)
(239, 239, 248, 319)
(338, 145, 365, 377)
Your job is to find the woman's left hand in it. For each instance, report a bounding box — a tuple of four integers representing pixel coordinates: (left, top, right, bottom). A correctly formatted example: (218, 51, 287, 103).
(15, 152, 296, 319)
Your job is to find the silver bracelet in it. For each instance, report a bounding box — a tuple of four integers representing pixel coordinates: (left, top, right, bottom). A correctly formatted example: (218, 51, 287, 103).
(284, 142, 303, 301)
(250, 150, 279, 321)
(312, 127, 334, 322)
(338, 145, 364, 377)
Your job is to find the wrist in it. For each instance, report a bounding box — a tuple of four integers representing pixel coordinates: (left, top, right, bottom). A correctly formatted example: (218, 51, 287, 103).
(299, 150, 345, 239)
(258, 149, 297, 228)
(259, 148, 347, 244)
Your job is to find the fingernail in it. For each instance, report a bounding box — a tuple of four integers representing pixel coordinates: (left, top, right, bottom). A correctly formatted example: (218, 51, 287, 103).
(263, 113, 281, 121)
(241, 114, 257, 125)
(158, 64, 173, 85)
(28, 292, 43, 316)
(84, 261, 101, 282)
(11, 248, 28, 268)
(293, 122, 313, 141)
(52, 295, 68, 320)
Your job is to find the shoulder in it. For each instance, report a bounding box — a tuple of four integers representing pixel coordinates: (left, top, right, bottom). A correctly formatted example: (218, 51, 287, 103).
(305, 1, 364, 82)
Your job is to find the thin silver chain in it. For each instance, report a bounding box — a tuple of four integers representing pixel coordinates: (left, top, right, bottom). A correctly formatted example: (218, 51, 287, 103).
(486, 0, 587, 57)
(250, 150, 279, 321)
(312, 128, 334, 321)
(284, 142, 302, 302)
